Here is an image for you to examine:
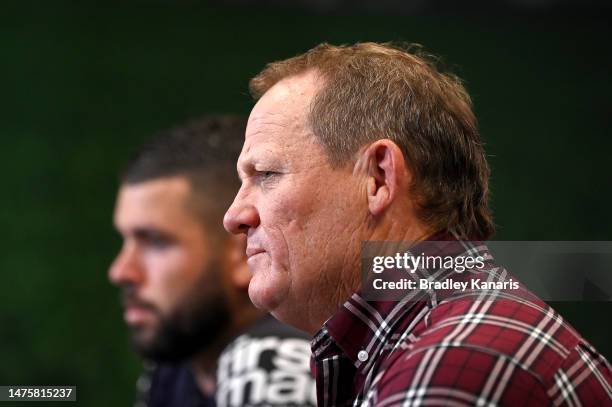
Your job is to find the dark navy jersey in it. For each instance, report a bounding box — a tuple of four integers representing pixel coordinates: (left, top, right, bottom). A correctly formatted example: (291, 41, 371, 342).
(144, 363, 215, 407)
(135, 315, 315, 407)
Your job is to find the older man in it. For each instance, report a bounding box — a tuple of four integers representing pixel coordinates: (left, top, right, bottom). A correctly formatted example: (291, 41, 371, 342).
(110, 116, 315, 407)
(224, 43, 612, 406)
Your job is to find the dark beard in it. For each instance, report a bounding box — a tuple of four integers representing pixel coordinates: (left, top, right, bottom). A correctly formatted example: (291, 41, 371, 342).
(124, 265, 231, 363)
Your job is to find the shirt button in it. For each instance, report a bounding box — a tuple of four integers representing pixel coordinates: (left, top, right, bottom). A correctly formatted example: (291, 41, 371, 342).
(358, 350, 369, 362)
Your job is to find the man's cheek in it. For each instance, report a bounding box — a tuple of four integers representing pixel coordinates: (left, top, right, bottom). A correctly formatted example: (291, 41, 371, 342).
(263, 226, 291, 267)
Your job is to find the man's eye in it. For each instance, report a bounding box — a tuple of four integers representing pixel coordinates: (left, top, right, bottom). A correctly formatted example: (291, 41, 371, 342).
(144, 234, 171, 248)
(253, 170, 281, 187)
(256, 170, 278, 181)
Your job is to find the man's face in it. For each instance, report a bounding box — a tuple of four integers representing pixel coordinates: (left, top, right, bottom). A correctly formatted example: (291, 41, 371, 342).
(224, 71, 364, 331)
(110, 176, 229, 361)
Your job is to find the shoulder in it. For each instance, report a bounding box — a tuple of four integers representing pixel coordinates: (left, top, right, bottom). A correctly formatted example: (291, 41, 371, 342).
(372, 343, 548, 406)
(548, 341, 612, 406)
(371, 295, 611, 406)
(417, 293, 583, 375)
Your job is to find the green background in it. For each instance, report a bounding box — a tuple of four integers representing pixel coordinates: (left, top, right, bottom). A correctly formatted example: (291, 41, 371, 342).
(1, 2, 610, 406)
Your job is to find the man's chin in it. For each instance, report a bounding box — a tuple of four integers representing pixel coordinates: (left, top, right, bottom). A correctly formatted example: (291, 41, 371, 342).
(129, 335, 184, 363)
(127, 300, 232, 363)
(128, 326, 161, 356)
(247, 273, 290, 314)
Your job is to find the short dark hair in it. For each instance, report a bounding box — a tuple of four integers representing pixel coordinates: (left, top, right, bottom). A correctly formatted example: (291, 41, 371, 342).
(121, 115, 246, 233)
(250, 42, 494, 240)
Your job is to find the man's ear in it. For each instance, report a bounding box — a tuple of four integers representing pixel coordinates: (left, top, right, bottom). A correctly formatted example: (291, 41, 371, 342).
(225, 234, 250, 289)
(360, 139, 410, 217)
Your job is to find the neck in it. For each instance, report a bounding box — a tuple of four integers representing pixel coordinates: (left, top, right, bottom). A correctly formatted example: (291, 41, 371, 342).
(372, 204, 433, 242)
(313, 211, 431, 333)
(190, 304, 263, 396)
(190, 346, 223, 397)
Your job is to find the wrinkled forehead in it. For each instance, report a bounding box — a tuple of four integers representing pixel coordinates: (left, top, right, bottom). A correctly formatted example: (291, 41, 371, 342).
(248, 73, 318, 137)
(240, 72, 321, 165)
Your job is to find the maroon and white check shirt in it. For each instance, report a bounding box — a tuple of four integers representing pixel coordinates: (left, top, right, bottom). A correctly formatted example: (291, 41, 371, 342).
(311, 239, 612, 406)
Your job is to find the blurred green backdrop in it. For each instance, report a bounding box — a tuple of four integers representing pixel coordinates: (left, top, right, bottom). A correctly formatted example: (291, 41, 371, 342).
(1, 2, 610, 406)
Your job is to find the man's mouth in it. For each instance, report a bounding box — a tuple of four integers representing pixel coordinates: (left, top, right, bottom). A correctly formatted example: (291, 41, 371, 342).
(246, 247, 265, 259)
(121, 296, 157, 325)
(124, 305, 156, 325)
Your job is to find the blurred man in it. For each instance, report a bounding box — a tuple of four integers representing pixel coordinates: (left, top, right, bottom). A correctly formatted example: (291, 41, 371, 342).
(224, 43, 612, 406)
(109, 116, 316, 407)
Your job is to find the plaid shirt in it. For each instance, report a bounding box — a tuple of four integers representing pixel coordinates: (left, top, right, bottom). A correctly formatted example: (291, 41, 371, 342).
(311, 239, 612, 406)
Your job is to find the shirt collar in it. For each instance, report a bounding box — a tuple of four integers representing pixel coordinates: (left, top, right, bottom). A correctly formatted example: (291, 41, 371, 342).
(314, 232, 486, 374)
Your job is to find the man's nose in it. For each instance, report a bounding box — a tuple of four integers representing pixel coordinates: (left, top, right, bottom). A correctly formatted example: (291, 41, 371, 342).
(224, 194, 260, 235)
(108, 244, 145, 286)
